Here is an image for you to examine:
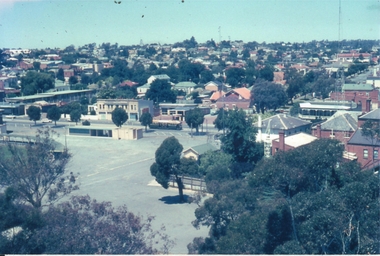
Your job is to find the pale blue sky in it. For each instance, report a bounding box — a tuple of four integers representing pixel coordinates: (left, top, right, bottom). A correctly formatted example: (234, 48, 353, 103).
(0, 0, 379, 49)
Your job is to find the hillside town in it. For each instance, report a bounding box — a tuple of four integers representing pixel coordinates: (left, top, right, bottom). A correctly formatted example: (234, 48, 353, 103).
(1, 39, 380, 168)
(1, 38, 380, 254)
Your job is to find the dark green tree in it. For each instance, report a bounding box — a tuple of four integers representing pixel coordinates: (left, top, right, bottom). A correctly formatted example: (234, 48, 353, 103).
(258, 64, 274, 81)
(26, 106, 41, 125)
(145, 79, 176, 105)
(68, 76, 78, 85)
(56, 68, 64, 81)
(111, 107, 128, 127)
(225, 67, 245, 87)
(69, 109, 81, 125)
(220, 109, 264, 168)
(33, 61, 41, 71)
(213, 108, 229, 132)
(185, 108, 204, 133)
(139, 112, 153, 132)
(47, 106, 61, 126)
(252, 79, 287, 113)
(199, 70, 214, 84)
(150, 136, 186, 202)
(285, 68, 304, 104)
(20, 71, 54, 95)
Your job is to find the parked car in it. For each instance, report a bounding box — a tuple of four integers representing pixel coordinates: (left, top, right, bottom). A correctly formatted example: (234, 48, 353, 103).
(42, 118, 52, 123)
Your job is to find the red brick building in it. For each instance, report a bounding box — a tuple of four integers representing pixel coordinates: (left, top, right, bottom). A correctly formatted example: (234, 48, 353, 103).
(330, 83, 379, 111)
(346, 129, 380, 170)
(311, 111, 358, 147)
(271, 130, 318, 155)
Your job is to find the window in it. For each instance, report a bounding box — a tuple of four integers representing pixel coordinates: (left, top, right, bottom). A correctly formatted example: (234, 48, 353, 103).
(374, 150, 378, 160)
(363, 149, 368, 159)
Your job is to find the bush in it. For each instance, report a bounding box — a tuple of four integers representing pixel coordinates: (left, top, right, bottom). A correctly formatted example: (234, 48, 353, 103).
(82, 120, 90, 126)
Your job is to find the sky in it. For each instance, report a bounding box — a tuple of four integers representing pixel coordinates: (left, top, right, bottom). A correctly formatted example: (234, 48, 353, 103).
(0, 0, 379, 49)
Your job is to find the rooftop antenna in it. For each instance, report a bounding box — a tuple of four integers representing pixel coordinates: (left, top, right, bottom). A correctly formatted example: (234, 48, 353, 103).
(335, 0, 345, 103)
(218, 26, 222, 43)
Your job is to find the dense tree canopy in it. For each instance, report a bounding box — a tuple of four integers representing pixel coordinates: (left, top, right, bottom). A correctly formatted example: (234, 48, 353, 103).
(139, 112, 153, 132)
(0, 195, 173, 254)
(150, 136, 190, 202)
(189, 139, 379, 254)
(219, 109, 263, 168)
(252, 79, 287, 113)
(26, 106, 41, 125)
(20, 71, 54, 95)
(111, 107, 128, 127)
(46, 106, 61, 126)
(145, 79, 176, 105)
(185, 108, 204, 133)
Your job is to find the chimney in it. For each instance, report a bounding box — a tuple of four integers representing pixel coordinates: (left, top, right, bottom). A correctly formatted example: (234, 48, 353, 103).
(365, 99, 371, 113)
(279, 130, 285, 151)
(316, 124, 321, 138)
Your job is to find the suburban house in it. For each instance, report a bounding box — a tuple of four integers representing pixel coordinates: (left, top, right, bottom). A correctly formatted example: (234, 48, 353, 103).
(271, 130, 318, 155)
(204, 80, 223, 92)
(211, 87, 251, 112)
(336, 52, 371, 63)
(173, 81, 197, 95)
(182, 143, 219, 161)
(311, 111, 359, 147)
(330, 83, 379, 111)
(96, 99, 153, 121)
(147, 74, 170, 84)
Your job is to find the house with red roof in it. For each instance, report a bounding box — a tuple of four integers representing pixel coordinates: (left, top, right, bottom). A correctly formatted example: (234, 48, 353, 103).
(120, 80, 139, 87)
(210, 87, 252, 112)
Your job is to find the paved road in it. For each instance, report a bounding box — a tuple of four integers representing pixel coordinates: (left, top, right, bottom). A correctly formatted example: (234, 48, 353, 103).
(7, 124, 211, 254)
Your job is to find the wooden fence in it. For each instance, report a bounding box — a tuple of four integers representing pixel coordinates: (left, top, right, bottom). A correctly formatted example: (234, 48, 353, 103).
(169, 175, 207, 192)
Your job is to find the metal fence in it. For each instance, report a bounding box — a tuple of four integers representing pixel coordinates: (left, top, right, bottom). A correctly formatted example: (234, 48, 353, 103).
(169, 175, 207, 192)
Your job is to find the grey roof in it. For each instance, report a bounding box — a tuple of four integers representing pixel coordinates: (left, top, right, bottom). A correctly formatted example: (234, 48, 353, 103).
(185, 143, 218, 155)
(359, 108, 380, 120)
(316, 111, 358, 131)
(348, 129, 380, 147)
(175, 81, 197, 88)
(343, 83, 374, 91)
(139, 83, 151, 88)
(258, 114, 312, 130)
(151, 74, 170, 80)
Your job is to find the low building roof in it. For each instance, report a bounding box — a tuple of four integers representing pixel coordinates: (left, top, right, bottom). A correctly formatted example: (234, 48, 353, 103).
(258, 114, 311, 130)
(273, 132, 318, 148)
(343, 83, 374, 91)
(313, 111, 358, 131)
(183, 143, 218, 156)
(359, 108, 380, 120)
(348, 129, 380, 147)
(175, 81, 197, 88)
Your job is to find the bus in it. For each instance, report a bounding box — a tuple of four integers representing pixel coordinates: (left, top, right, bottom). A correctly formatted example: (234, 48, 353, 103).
(149, 120, 182, 130)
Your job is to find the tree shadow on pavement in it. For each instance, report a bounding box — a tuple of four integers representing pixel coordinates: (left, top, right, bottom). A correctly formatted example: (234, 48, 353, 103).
(159, 195, 189, 204)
